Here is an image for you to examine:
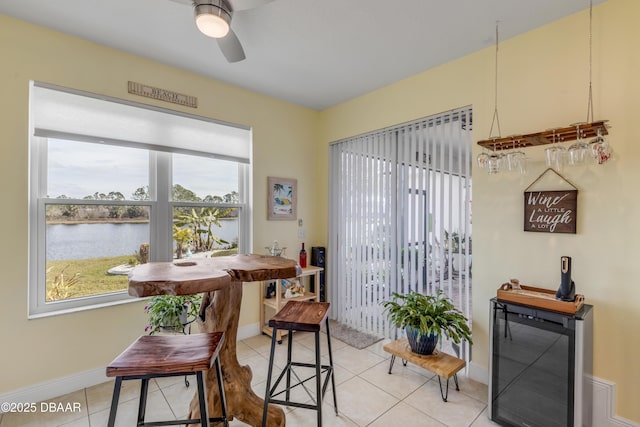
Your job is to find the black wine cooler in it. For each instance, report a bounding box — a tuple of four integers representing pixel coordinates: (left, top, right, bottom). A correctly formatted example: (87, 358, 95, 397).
(489, 298, 593, 427)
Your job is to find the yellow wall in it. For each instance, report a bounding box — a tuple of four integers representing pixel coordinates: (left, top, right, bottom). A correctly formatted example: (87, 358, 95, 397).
(0, 14, 321, 393)
(321, 0, 640, 421)
(2, 0, 639, 423)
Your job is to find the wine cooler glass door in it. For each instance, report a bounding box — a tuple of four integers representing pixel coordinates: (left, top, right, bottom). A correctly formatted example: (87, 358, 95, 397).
(490, 301, 576, 427)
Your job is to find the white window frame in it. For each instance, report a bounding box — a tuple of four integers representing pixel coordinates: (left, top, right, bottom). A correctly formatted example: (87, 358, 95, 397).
(28, 82, 252, 318)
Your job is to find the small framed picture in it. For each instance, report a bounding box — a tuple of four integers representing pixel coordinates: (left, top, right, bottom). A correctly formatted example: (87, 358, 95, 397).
(267, 176, 297, 221)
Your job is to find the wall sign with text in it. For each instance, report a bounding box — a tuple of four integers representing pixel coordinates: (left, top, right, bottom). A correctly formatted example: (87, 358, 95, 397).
(524, 190, 577, 233)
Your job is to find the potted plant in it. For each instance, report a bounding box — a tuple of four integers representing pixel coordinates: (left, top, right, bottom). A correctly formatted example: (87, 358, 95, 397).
(381, 290, 472, 355)
(144, 294, 202, 334)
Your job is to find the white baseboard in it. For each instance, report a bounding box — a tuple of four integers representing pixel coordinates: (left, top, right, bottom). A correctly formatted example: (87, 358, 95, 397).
(464, 362, 638, 427)
(0, 367, 108, 413)
(237, 321, 261, 341)
(467, 360, 488, 385)
(591, 376, 639, 427)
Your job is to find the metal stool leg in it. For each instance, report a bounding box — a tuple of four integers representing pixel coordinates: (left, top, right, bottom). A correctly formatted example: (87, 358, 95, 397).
(286, 328, 293, 402)
(262, 302, 334, 426)
(262, 327, 279, 427)
(107, 377, 122, 427)
(213, 356, 229, 426)
(325, 318, 338, 414)
(195, 371, 210, 427)
(315, 330, 322, 426)
(137, 378, 150, 424)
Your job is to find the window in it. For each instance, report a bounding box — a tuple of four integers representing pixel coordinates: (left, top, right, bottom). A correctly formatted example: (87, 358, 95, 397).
(29, 82, 251, 317)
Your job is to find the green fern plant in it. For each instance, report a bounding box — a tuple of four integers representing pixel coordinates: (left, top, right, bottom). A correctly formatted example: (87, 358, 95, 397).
(381, 290, 472, 345)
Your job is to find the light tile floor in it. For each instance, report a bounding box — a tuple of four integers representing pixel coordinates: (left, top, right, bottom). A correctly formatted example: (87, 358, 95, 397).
(0, 333, 500, 427)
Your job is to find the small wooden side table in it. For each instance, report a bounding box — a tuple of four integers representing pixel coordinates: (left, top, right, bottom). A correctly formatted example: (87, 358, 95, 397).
(260, 266, 322, 343)
(383, 338, 465, 402)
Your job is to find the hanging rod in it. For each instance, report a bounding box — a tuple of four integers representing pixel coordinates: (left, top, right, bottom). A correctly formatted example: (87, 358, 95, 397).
(477, 120, 609, 151)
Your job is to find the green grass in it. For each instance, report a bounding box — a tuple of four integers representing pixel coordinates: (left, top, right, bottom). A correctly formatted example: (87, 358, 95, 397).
(46, 255, 132, 301)
(46, 249, 239, 301)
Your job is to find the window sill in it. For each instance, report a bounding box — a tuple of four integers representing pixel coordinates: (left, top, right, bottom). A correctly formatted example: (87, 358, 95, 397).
(28, 294, 145, 320)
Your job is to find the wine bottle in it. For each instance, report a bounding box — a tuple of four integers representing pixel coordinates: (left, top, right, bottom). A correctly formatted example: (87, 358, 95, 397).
(299, 243, 307, 268)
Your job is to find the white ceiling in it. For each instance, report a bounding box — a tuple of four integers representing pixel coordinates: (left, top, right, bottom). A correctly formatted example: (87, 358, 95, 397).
(0, 0, 606, 111)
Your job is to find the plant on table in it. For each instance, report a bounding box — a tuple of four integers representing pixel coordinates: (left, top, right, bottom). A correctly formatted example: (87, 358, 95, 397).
(144, 294, 202, 334)
(381, 289, 472, 355)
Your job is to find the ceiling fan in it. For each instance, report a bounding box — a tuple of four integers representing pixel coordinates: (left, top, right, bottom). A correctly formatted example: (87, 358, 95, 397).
(171, 0, 273, 63)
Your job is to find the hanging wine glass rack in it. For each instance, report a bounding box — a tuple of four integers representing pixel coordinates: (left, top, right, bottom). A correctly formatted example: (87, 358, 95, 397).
(477, 120, 609, 151)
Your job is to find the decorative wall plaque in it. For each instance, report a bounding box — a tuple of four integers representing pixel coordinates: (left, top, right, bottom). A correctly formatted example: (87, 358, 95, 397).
(127, 81, 197, 108)
(524, 168, 577, 234)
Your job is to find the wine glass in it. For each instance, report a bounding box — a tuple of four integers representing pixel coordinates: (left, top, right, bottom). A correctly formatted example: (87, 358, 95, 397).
(545, 129, 566, 171)
(477, 150, 490, 169)
(505, 137, 527, 174)
(568, 123, 589, 166)
(589, 128, 613, 164)
(487, 152, 502, 174)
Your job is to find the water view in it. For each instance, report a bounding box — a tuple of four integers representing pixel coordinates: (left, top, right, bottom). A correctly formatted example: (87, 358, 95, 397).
(46, 219, 238, 261)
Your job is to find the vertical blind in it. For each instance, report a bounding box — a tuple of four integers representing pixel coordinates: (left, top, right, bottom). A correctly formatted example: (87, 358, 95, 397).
(328, 107, 473, 357)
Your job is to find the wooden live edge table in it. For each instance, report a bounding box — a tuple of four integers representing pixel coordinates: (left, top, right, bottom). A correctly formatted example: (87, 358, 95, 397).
(128, 254, 300, 427)
(383, 338, 466, 402)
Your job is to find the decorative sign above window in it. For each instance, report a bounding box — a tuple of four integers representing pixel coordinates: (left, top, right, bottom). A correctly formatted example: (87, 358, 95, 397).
(128, 81, 197, 108)
(523, 168, 577, 234)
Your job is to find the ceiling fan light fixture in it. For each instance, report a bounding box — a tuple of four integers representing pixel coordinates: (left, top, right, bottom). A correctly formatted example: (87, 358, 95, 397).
(195, 2, 231, 38)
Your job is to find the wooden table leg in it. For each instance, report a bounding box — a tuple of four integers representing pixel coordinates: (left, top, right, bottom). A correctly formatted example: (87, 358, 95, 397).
(188, 280, 286, 427)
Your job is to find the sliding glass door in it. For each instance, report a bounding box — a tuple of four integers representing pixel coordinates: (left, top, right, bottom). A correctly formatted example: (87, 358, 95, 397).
(328, 107, 472, 360)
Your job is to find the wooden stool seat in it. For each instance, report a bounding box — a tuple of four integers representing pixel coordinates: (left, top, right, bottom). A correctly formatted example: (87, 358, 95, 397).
(107, 333, 224, 377)
(106, 332, 228, 427)
(263, 301, 337, 427)
(268, 300, 330, 332)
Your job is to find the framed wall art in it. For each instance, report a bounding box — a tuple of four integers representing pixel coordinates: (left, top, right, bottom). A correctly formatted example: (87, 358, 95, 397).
(267, 176, 297, 220)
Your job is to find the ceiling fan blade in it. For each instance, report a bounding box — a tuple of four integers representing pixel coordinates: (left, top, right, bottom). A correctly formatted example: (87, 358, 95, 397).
(227, 0, 273, 11)
(217, 28, 246, 62)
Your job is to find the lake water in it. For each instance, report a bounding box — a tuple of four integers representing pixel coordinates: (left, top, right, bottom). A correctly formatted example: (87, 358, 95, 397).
(46, 220, 238, 261)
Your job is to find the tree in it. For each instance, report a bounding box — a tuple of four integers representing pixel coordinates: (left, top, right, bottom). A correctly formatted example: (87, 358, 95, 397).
(126, 205, 146, 219)
(84, 192, 106, 200)
(174, 207, 229, 253)
(224, 191, 239, 203)
(132, 186, 150, 201)
(173, 184, 200, 202)
(204, 195, 224, 203)
(56, 195, 79, 218)
(105, 192, 125, 218)
(125, 187, 150, 219)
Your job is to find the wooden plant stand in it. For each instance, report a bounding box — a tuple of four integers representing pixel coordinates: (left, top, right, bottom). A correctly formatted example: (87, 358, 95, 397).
(383, 338, 466, 402)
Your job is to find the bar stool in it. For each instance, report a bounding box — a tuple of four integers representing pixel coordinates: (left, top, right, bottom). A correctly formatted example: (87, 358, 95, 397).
(262, 301, 337, 427)
(106, 332, 228, 427)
